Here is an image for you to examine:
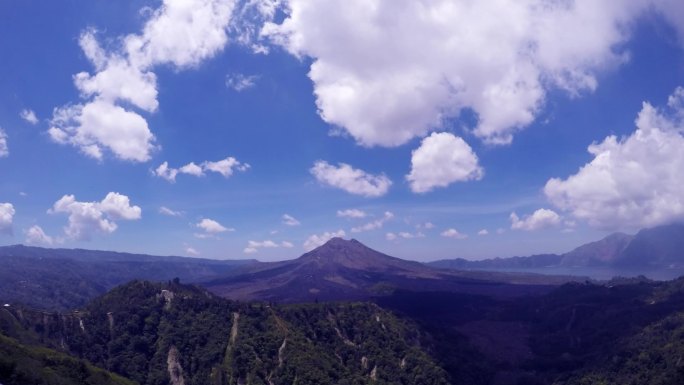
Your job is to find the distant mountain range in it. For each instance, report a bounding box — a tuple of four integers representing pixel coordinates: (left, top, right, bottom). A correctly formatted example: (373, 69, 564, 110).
(1, 223, 683, 309)
(428, 223, 684, 271)
(0, 245, 254, 310)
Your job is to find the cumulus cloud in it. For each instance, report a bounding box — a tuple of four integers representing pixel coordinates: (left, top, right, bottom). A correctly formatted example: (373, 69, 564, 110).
(441, 228, 468, 239)
(478, 229, 489, 236)
(25, 225, 54, 245)
(179, 162, 204, 176)
(0, 203, 15, 234)
(20, 109, 38, 125)
(303, 229, 345, 251)
(203, 157, 250, 177)
(49, 192, 141, 240)
(261, 0, 669, 147)
(243, 239, 292, 254)
(407, 132, 483, 193)
(159, 206, 183, 217)
(50, 0, 235, 161)
(49, 98, 155, 162)
(337, 208, 367, 218)
(545, 87, 684, 229)
(226, 73, 259, 91)
(195, 218, 233, 237)
(154, 156, 249, 182)
(351, 211, 393, 233)
(0, 128, 8, 158)
(310, 160, 391, 197)
(282, 214, 300, 226)
(510, 208, 561, 231)
(185, 246, 200, 256)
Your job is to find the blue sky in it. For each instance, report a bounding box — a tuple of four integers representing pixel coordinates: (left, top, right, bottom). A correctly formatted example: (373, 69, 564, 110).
(1, 0, 683, 261)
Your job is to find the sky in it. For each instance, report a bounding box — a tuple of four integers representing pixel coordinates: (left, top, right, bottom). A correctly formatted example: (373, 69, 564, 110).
(1, 0, 684, 262)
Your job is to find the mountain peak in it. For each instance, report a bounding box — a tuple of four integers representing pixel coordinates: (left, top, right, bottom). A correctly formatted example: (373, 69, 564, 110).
(297, 237, 429, 274)
(312, 237, 368, 251)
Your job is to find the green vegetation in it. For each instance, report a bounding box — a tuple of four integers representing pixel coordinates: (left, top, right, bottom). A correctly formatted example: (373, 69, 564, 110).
(0, 333, 136, 385)
(2, 280, 448, 385)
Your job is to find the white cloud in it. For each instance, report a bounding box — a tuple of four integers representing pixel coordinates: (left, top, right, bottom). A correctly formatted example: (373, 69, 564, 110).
(545, 87, 684, 230)
(351, 211, 393, 233)
(303, 229, 345, 251)
(477, 229, 489, 236)
(154, 156, 249, 182)
(25, 225, 54, 245)
(179, 162, 204, 176)
(385, 232, 397, 241)
(20, 109, 39, 125)
(159, 206, 183, 217)
(226, 73, 259, 91)
(261, 1, 664, 147)
(417, 222, 435, 230)
(441, 228, 468, 239)
(510, 208, 561, 231)
(230, 0, 281, 54)
(51, 0, 235, 161)
(243, 239, 293, 254)
(154, 162, 178, 182)
(49, 192, 141, 240)
(48, 100, 155, 162)
(282, 214, 300, 226)
(337, 208, 367, 218)
(202, 157, 250, 177)
(407, 132, 483, 193)
(124, 0, 234, 69)
(0, 203, 15, 235)
(185, 246, 200, 256)
(196, 218, 233, 236)
(244, 246, 258, 254)
(310, 160, 391, 197)
(0, 128, 8, 158)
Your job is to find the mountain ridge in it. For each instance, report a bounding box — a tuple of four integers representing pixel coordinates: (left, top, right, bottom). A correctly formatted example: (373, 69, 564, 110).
(429, 223, 684, 272)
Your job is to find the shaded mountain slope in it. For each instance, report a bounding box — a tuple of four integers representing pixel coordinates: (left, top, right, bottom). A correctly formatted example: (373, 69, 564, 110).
(560, 232, 634, 267)
(618, 223, 684, 268)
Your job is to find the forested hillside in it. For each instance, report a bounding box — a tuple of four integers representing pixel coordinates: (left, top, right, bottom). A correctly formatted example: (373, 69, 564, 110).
(0, 280, 448, 385)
